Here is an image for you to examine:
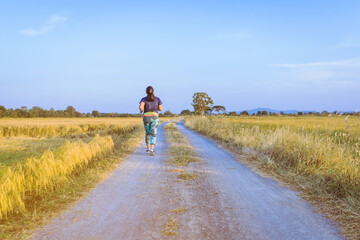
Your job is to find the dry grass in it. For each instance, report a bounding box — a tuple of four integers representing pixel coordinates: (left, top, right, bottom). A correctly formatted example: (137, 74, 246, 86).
(164, 123, 198, 167)
(161, 218, 179, 237)
(178, 172, 198, 180)
(184, 115, 360, 239)
(0, 135, 114, 220)
(0, 118, 141, 137)
(169, 207, 187, 214)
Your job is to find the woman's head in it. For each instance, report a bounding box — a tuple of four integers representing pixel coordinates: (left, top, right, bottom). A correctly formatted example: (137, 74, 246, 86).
(146, 86, 155, 101)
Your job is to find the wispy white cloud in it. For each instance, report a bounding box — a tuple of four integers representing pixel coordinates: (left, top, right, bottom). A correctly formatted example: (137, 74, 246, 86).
(339, 39, 360, 47)
(48, 14, 68, 24)
(211, 33, 250, 40)
(19, 26, 54, 36)
(272, 58, 360, 68)
(19, 14, 68, 37)
(270, 58, 360, 89)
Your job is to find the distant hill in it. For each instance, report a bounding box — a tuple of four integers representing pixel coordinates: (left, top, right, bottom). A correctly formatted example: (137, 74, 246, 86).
(236, 108, 317, 115)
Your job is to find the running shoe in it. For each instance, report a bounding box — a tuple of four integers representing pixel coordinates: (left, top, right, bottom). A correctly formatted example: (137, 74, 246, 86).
(149, 150, 155, 156)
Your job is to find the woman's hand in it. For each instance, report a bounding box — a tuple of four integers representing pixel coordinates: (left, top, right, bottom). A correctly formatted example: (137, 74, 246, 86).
(139, 102, 145, 113)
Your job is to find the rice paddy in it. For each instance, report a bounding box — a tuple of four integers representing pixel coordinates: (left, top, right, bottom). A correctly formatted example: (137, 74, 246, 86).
(0, 118, 143, 239)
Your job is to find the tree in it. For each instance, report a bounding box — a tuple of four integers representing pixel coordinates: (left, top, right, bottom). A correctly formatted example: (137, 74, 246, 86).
(66, 106, 76, 117)
(74, 111, 82, 117)
(92, 110, 100, 117)
(298, 111, 303, 116)
(18, 106, 29, 118)
(261, 110, 268, 116)
(192, 92, 213, 116)
(180, 109, 191, 115)
(321, 111, 329, 116)
(241, 110, 249, 115)
(228, 111, 237, 116)
(0, 105, 6, 118)
(256, 111, 262, 116)
(212, 105, 226, 114)
(164, 110, 173, 116)
(29, 106, 44, 118)
(48, 108, 56, 117)
(204, 107, 213, 115)
(7, 108, 16, 117)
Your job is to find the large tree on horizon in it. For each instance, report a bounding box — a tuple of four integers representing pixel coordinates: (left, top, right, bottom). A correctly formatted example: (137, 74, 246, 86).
(192, 92, 213, 116)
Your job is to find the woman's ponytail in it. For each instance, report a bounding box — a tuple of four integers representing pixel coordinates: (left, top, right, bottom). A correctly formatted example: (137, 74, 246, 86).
(146, 86, 155, 102)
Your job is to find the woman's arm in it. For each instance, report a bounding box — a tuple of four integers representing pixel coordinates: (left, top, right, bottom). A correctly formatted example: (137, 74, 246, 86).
(139, 102, 145, 113)
(158, 104, 163, 111)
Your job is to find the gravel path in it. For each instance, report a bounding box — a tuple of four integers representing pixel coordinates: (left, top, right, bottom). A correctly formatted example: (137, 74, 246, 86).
(176, 122, 343, 240)
(33, 122, 344, 240)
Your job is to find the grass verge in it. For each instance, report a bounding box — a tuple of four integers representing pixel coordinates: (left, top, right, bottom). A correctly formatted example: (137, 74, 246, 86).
(0, 126, 143, 239)
(164, 123, 198, 167)
(162, 122, 199, 237)
(178, 172, 198, 181)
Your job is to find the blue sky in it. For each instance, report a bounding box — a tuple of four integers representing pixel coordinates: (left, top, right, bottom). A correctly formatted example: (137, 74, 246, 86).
(1, 0, 360, 113)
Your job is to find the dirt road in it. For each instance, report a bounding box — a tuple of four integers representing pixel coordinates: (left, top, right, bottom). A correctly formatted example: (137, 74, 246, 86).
(33, 123, 344, 240)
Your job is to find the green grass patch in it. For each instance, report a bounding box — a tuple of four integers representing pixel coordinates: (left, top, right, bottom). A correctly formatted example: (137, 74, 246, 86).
(164, 123, 198, 167)
(178, 172, 198, 180)
(0, 137, 70, 166)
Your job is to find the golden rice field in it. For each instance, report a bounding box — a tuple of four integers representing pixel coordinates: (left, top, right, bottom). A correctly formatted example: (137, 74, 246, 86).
(0, 118, 142, 138)
(184, 115, 360, 239)
(0, 118, 144, 237)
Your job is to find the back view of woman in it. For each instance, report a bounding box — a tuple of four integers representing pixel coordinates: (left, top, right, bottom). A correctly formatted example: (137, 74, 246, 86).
(139, 86, 163, 156)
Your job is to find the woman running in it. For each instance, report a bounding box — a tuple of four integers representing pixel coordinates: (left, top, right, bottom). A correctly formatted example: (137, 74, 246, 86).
(139, 86, 163, 156)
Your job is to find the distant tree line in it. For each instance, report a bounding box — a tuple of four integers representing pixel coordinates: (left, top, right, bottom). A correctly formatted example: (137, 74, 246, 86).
(0, 105, 179, 118)
(202, 110, 359, 117)
(178, 92, 359, 117)
(1, 103, 358, 118)
(179, 109, 359, 117)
